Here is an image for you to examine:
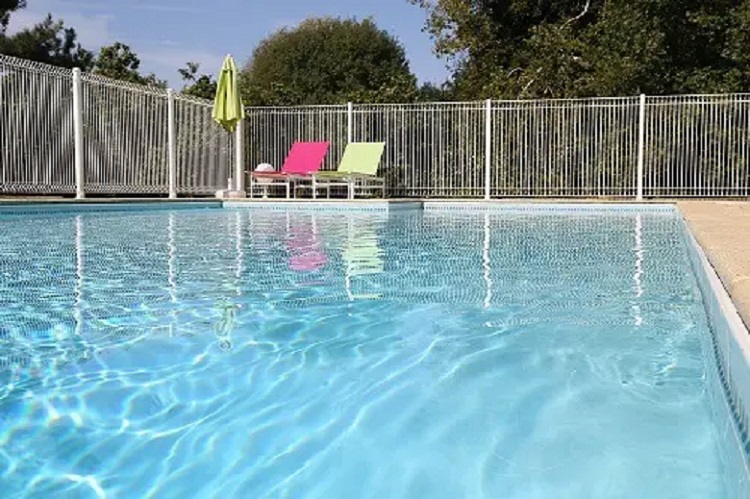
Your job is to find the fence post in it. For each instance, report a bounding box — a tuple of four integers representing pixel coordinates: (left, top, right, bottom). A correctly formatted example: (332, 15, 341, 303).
(636, 93, 646, 201)
(347, 102, 353, 143)
(484, 99, 492, 200)
(235, 118, 245, 192)
(167, 89, 177, 198)
(72, 68, 85, 199)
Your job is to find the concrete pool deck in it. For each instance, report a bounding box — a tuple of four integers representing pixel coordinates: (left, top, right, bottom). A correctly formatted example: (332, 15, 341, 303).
(678, 201, 750, 329)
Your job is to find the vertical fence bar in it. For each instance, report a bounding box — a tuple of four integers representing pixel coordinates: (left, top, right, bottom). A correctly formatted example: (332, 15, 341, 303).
(636, 93, 646, 200)
(235, 118, 245, 192)
(347, 102, 353, 144)
(485, 99, 492, 200)
(167, 89, 177, 198)
(72, 68, 85, 199)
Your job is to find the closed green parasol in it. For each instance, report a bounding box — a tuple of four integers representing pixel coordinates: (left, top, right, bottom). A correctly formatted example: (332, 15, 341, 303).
(212, 54, 245, 133)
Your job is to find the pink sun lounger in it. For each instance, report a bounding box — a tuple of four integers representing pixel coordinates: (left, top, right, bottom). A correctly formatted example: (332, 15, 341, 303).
(248, 141, 330, 198)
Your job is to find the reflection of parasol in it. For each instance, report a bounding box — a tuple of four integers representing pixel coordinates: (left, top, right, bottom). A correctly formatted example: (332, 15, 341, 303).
(343, 222, 384, 300)
(214, 300, 238, 351)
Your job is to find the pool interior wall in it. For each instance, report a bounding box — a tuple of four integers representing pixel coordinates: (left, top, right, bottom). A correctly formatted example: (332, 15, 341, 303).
(2, 200, 750, 493)
(681, 218, 750, 497)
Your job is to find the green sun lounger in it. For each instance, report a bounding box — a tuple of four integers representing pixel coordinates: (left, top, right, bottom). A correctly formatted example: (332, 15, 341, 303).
(306, 142, 386, 199)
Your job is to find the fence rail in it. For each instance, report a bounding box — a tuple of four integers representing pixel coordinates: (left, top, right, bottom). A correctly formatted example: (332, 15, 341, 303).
(3, 54, 750, 199)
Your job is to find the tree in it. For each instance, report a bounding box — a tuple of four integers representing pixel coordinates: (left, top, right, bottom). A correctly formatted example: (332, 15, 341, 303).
(413, 0, 750, 99)
(0, 5, 168, 87)
(0, 14, 93, 69)
(241, 17, 418, 105)
(93, 42, 165, 87)
(0, 0, 24, 33)
(415, 82, 454, 102)
(179, 62, 217, 100)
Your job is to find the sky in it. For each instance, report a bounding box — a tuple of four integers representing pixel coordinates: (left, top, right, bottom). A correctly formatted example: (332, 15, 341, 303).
(7, 0, 451, 89)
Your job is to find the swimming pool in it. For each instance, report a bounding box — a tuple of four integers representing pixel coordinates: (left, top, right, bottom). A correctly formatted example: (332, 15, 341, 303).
(0, 202, 746, 498)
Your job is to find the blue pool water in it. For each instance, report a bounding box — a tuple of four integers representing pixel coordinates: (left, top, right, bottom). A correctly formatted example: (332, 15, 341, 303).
(0, 206, 737, 497)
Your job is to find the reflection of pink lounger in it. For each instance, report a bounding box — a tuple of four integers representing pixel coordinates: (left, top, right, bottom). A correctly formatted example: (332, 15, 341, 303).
(287, 224, 328, 272)
(248, 141, 330, 199)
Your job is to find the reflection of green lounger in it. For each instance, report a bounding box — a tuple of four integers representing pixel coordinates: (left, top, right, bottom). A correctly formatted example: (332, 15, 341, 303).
(343, 227, 384, 299)
(305, 142, 386, 199)
(343, 235, 384, 275)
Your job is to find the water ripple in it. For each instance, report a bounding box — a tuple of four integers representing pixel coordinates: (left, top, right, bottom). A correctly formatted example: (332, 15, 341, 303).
(0, 209, 731, 498)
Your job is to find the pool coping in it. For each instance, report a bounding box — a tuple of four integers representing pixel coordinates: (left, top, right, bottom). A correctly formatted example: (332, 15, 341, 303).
(0, 200, 223, 215)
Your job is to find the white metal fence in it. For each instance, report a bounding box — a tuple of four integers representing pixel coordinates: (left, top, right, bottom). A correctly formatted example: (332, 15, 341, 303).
(644, 95, 750, 197)
(490, 97, 641, 198)
(0, 57, 76, 194)
(1, 55, 234, 197)
(245, 96, 750, 199)
(3, 53, 750, 198)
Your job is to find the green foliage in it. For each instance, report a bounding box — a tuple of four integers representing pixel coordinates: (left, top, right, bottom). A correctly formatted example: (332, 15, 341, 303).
(414, 0, 750, 99)
(93, 42, 165, 87)
(0, 0, 24, 33)
(179, 61, 217, 100)
(0, 14, 93, 69)
(0, 3, 165, 88)
(240, 17, 418, 105)
(415, 82, 454, 102)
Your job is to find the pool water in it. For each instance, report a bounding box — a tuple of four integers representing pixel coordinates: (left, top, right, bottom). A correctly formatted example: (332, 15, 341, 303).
(0, 207, 735, 497)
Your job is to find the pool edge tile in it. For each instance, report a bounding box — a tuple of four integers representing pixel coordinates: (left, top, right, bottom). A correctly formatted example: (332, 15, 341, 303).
(0, 201, 222, 216)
